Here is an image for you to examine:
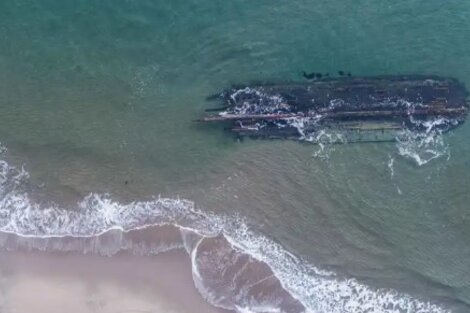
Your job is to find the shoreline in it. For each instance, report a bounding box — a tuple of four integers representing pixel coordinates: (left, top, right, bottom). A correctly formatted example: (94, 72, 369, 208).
(0, 249, 230, 313)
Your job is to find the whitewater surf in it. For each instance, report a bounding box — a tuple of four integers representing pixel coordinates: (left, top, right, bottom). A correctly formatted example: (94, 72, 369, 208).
(0, 142, 451, 313)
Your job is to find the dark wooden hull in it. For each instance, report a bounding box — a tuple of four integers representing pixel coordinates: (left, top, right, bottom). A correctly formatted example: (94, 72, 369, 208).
(201, 75, 469, 142)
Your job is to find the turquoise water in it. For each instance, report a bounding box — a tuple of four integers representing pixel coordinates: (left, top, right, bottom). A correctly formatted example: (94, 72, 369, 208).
(1, 1, 470, 312)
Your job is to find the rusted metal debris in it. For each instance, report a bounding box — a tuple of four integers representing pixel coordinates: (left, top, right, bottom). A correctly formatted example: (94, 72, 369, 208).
(200, 75, 469, 142)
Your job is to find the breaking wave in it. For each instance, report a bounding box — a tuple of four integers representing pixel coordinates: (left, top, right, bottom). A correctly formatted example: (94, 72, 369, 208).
(0, 142, 451, 313)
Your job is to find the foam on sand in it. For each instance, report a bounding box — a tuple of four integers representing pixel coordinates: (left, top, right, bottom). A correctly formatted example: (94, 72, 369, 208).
(0, 142, 451, 313)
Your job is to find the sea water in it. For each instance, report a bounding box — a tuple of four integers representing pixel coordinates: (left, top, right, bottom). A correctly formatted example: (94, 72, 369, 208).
(0, 1, 470, 312)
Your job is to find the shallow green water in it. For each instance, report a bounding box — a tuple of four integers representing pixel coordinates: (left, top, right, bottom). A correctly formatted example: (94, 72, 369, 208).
(1, 1, 470, 312)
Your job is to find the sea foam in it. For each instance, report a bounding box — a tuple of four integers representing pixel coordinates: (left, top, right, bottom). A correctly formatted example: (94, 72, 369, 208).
(223, 91, 454, 165)
(0, 142, 451, 313)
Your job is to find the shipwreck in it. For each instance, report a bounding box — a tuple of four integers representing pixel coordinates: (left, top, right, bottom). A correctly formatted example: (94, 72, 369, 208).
(200, 75, 469, 142)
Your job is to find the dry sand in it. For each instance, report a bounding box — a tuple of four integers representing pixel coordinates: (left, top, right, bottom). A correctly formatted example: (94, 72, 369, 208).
(0, 249, 229, 313)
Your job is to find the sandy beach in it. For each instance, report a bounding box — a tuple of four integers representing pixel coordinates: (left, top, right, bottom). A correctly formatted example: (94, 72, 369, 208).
(0, 1, 469, 312)
(0, 249, 229, 313)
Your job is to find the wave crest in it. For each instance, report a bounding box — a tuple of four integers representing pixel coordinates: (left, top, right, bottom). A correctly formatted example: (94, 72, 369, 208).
(0, 145, 451, 313)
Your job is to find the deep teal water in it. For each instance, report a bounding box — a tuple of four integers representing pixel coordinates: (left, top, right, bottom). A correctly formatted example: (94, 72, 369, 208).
(0, 1, 470, 312)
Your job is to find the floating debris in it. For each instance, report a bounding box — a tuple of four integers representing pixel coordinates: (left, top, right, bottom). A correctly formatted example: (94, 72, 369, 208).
(201, 75, 469, 143)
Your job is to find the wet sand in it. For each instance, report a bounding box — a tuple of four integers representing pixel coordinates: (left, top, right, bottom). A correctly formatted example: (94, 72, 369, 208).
(0, 249, 230, 313)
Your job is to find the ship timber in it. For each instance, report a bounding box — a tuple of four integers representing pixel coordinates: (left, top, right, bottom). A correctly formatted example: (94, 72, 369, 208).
(201, 75, 469, 142)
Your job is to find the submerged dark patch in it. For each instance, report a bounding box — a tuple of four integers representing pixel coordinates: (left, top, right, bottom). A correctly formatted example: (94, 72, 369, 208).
(201, 75, 469, 142)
